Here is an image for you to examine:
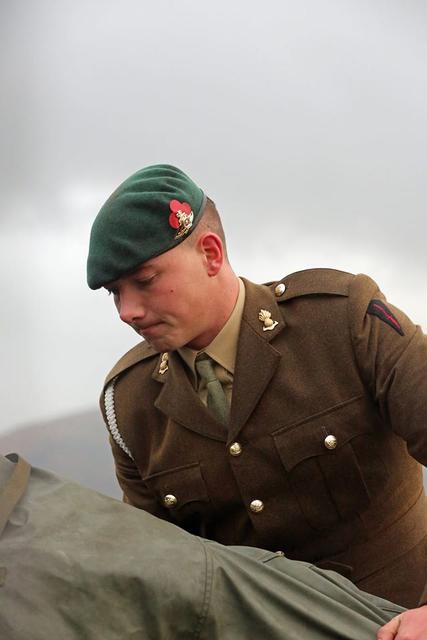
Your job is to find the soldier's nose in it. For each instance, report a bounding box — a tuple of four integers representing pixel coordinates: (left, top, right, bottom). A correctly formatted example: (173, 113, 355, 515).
(119, 299, 146, 324)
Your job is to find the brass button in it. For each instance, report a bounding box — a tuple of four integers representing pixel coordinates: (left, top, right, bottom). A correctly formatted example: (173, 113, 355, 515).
(250, 499, 264, 513)
(163, 494, 178, 508)
(324, 434, 337, 450)
(275, 283, 286, 297)
(229, 442, 243, 456)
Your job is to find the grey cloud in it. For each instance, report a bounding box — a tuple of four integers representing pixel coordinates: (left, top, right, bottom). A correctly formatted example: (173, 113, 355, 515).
(1, 0, 426, 432)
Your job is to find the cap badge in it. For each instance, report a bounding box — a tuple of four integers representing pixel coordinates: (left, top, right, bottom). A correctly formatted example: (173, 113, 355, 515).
(258, 309, 278, 332)
(158, 352, 169, 375)
(169, 199, 194, 238)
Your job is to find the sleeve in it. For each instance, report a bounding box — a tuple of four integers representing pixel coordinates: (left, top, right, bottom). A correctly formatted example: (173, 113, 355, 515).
(99, 382, 171, 520)
(348, 274, 427, 605)
(108, 435, 171, 520)
(348, 273, 427, 466)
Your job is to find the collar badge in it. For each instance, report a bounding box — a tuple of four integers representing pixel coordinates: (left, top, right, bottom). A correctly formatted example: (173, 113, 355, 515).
(258, 309, 278, 332)
(169, 199, 194, 238)
(158, 352, 169, 375)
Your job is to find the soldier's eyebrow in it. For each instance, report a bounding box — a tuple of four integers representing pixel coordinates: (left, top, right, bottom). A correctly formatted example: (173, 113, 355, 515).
(130, 262, 160, 279)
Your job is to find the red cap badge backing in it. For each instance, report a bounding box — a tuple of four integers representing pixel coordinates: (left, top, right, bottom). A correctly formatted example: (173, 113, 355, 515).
(169, 200, 194, 238)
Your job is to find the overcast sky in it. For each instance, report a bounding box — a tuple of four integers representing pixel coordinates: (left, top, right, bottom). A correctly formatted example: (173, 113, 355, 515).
(1, 0, 426, 435)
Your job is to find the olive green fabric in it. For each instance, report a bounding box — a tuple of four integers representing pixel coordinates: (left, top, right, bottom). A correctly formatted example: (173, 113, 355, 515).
(0, 454, 404, 640)
(87, 164, 206, 289)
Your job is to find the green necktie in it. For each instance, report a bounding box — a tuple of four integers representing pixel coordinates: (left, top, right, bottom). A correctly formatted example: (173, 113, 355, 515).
(195, 354, 230, 425)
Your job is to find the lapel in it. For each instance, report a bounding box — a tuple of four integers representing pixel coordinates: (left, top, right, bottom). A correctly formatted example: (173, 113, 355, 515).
(152, 278, 286, 443)
(228, 278, 286, 442)
(153, 351, 228, 442)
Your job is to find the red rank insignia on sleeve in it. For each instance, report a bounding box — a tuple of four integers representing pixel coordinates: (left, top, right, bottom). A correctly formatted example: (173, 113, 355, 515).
(169, 200, 194, 238)
(367, 299, 404, 336)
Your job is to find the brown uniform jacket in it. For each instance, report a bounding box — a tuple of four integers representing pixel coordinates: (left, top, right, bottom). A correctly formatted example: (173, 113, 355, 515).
(101, 269, 427, 608)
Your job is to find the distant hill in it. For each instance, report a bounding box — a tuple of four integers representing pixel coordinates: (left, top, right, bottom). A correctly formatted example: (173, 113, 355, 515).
(0, 410, 121, 498)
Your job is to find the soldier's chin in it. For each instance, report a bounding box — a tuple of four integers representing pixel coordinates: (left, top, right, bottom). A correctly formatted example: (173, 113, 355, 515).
(138, 330, 171, 352)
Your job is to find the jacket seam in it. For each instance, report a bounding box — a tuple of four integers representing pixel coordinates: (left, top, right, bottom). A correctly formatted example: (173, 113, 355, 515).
(380, 324, 419, 398)
(192, 538, 213, 640)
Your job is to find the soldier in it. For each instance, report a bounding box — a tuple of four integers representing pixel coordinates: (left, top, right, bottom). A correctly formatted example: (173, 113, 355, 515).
(0, 452, 407, 639)
(87, 165, 427, 637)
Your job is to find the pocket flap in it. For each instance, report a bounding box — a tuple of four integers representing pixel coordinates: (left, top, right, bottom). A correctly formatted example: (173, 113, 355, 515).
(272, 395, 370, 471)
(143, 462, 209, 508)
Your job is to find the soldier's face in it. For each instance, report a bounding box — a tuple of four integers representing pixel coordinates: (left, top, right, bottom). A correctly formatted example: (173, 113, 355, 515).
(105, 240, 217, 352)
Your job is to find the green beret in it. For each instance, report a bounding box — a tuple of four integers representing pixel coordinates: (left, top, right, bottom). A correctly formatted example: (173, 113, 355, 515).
(87, 164, 206, 289)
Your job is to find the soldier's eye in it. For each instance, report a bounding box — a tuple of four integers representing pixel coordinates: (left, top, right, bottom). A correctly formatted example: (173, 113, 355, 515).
(137, 275, 155, 288)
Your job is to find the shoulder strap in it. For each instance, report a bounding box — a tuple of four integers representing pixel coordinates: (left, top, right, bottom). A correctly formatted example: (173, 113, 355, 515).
(0, 454, 31, 536)
(270, 268, 354, 302)
(105, 340, 159, 386)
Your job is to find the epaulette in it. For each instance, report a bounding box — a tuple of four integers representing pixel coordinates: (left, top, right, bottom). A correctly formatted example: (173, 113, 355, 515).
(104, 340, 159, 387)
(267, 268, 354, 302)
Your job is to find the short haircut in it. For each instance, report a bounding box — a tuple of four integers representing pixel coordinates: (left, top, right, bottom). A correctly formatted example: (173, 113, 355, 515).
(189, 197, 229, 260)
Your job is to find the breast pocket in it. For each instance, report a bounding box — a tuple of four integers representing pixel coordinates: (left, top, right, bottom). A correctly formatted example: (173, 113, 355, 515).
(143, 462, 211, 533)
(272, 395, 384, 531)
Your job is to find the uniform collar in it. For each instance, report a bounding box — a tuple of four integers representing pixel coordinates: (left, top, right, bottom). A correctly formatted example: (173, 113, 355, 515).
(178, 278, 245, 378)
(154, 278, 285, 442)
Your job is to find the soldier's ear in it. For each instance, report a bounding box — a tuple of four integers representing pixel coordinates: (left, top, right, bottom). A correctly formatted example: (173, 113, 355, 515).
(198, 233, 224, 276)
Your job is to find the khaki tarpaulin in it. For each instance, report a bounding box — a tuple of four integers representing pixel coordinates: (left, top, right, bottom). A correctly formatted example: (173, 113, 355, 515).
(0, 454, 404, 640)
